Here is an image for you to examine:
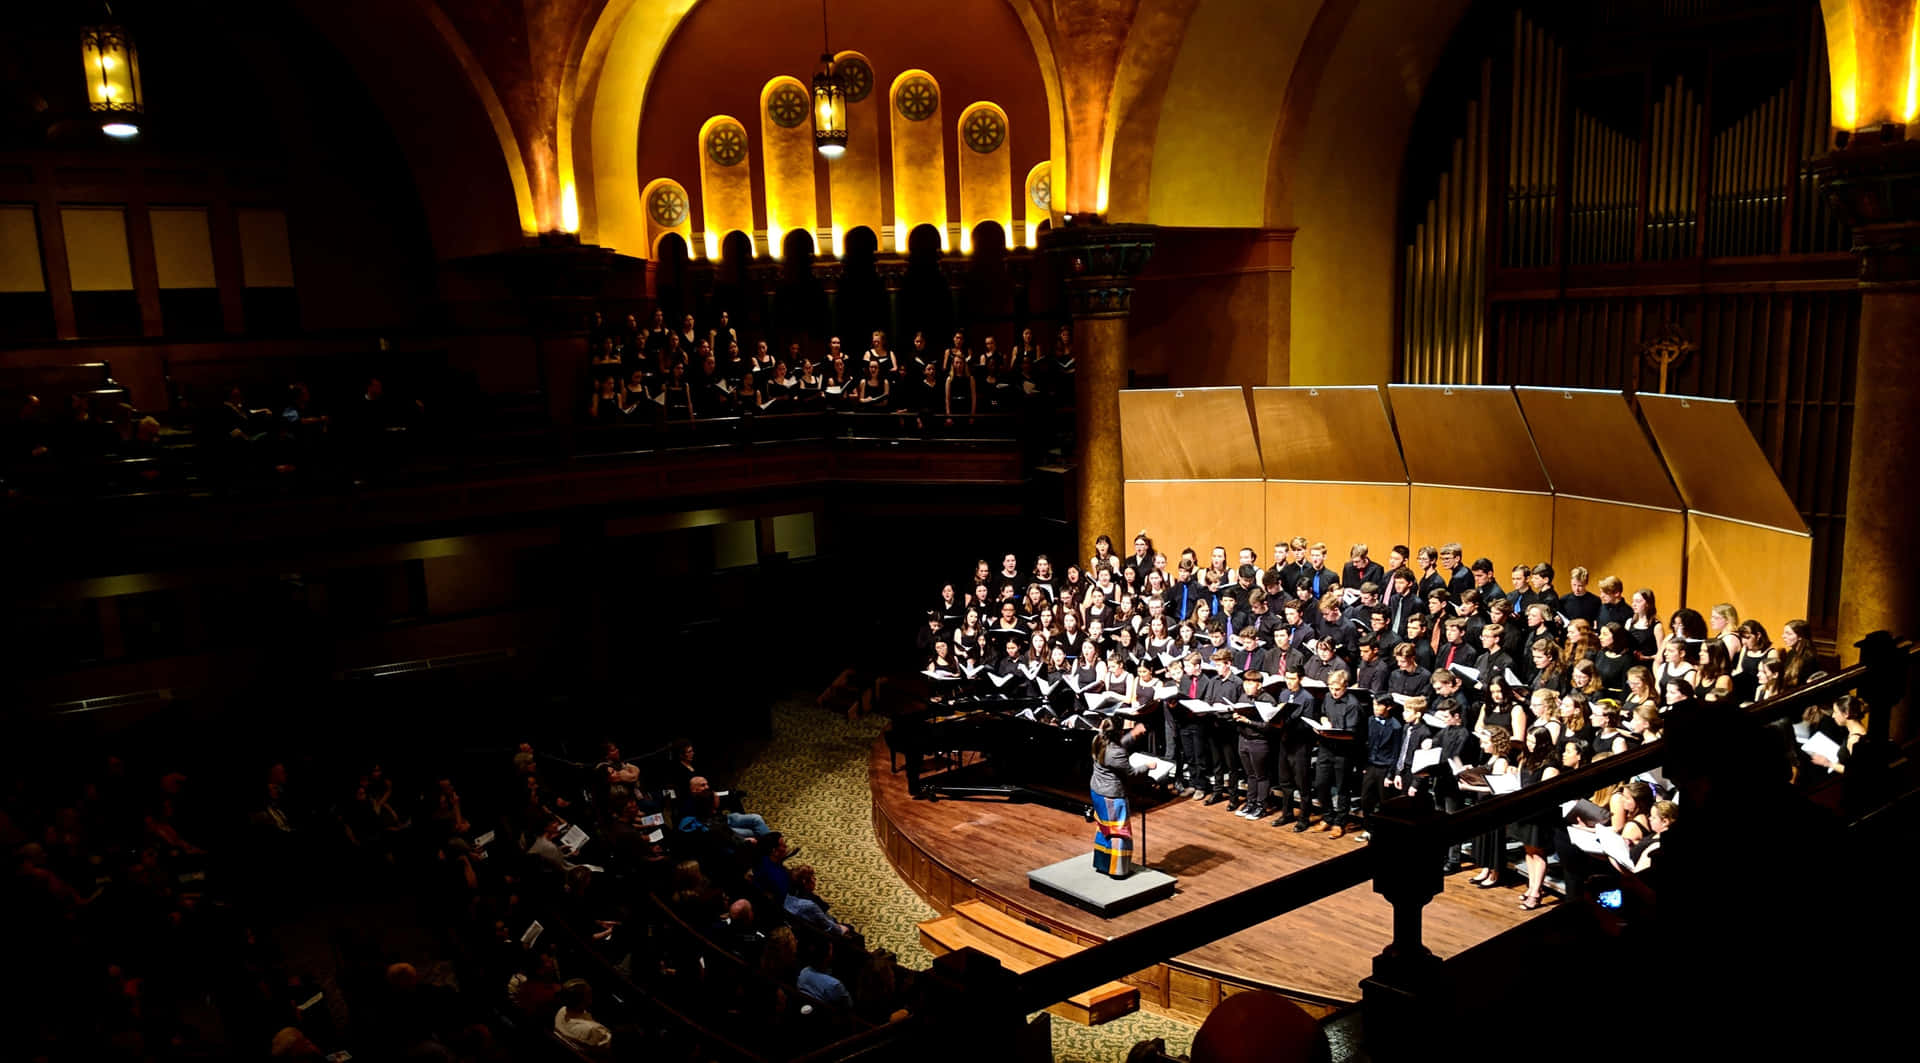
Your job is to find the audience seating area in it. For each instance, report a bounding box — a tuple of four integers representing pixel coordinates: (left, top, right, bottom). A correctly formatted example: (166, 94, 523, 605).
(4, 714, 933, 1063)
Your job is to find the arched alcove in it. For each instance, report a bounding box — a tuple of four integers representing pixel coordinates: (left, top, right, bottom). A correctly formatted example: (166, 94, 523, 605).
(581, 0, 1050, 259)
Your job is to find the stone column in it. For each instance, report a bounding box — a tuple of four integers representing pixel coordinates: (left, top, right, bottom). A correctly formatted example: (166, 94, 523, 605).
(1042, 223, 1155, 549)
(1814, 136, 1920, 739)
(878, 258, 909, 344)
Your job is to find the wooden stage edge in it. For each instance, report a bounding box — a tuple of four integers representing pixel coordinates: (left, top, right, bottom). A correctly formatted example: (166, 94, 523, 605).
(869, 737, 1557, 1024)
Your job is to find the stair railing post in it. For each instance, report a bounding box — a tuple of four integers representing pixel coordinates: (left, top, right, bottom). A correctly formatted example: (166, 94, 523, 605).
(1359, 795, 1449, 1063)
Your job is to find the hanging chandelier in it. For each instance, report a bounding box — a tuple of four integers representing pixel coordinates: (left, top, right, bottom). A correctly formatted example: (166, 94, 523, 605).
(811, 0, 847, 157)
(80, 15, 144, 139)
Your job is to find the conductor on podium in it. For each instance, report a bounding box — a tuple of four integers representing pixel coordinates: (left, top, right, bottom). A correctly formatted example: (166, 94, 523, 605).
(1090, 718, 1151, 878)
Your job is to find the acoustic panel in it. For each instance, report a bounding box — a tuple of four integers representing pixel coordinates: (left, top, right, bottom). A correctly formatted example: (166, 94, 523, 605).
(0, 205, 45, 293)
(1119, 388, 1262, 481)
(1387, 385, 1551, 493)
(1684, 512, 1812, 629)
(1550, 496, 1683, 619)
(1638, 394, 1805, 533)
(1123, 481, 1265, 568)
(1265, 482, 1409, 570)
(1409, 486, 1553, 577)
(149, 206, 218, 290)
(1250, 386, 1407, 485)
(1515, 387, 1681, 510)
(237, 207, 295, 288)
(60, 206, 134, 291)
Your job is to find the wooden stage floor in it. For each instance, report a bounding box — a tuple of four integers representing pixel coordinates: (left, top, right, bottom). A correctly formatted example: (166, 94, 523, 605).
(869, 739, 1557, 1013)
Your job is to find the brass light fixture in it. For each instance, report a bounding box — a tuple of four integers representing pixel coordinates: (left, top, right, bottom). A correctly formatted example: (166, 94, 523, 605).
(810, 0, 847, 157)
(81, 14, 144, 139)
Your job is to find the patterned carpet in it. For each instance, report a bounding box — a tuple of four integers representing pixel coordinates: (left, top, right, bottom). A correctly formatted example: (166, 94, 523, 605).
(736, 698, 1200, 1062)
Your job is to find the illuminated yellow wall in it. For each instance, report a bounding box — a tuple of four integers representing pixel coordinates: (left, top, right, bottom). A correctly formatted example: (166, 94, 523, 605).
(1819, 0, 1920, 132)
(759, 76, 819, 257)
(828, 50, 885, 256)
(697, 115, 756, 259)
(1023, 162, 1051, 248)
(1142, 0, 1316, 227)
(1284, 0, 1470, 385)
(641, 177, 694, 258)
(956, 102, 1012, 253)
(888, 69, 948, 252)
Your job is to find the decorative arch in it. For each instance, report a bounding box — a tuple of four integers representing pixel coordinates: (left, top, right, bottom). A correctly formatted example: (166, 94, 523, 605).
(642, 177, 694, 259)
(889, 69, 948, 252)
(956, 102, 1013, 254)
(1130, 0, 1318, 226)
(295, 0, 528, 258)
(1022, 161, 1051, 249)
(759, 75, 819, 258)
(571, 1, 1052, 259)
(568, 0, 699, 257)
(408, 0, 541, 236)
(698, 115, 755, 260)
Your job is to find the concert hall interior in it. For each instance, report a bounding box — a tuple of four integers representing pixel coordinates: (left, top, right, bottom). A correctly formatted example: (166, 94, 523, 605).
(4, 1, 1920, 1061)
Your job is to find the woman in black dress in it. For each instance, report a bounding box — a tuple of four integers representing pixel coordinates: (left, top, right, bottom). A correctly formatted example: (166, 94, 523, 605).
(1624, 588, 1664, 660)
(1515, 726, 1561, 910)
(1466, 725, 1514, 888)
(1594, 623, 1633, 700)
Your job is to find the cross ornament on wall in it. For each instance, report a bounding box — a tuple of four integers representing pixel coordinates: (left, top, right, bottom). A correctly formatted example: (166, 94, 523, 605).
(1640, 320, 1697, 394)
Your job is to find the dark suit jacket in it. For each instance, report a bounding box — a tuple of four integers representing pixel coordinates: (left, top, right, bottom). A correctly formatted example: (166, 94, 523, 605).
(1342, 560, 1387, 591)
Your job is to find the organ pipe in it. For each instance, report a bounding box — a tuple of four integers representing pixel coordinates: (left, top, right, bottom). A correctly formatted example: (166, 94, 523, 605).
(1645, 77, 1701, 260)
(1794, 2, 1848, 253)
(1404, 72, 1490, 383)
(1503, 11, 1562, 269)
(1709, 89, 1790, 257)
(1570, 110, 1638, 264)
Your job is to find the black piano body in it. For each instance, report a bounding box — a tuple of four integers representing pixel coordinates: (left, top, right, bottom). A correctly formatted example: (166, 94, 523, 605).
(883, 696, 1166, 816)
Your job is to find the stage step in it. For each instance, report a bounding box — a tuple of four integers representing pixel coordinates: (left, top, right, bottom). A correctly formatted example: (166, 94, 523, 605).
(918, 903, 1138, 1025)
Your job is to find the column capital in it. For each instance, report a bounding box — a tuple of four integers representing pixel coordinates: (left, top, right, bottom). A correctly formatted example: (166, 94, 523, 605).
(1041, 222, 1157, 319)
(876, 256, 911, 289)
(1813, 137, 1920, 290)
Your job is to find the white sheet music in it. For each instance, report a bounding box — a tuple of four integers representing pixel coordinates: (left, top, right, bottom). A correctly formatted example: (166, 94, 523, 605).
(1800, 730, 1844, 763)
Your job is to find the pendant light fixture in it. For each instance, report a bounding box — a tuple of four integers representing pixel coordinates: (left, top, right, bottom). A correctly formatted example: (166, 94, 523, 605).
(810, 0, 847, 157)
(81, 7, 144, 138)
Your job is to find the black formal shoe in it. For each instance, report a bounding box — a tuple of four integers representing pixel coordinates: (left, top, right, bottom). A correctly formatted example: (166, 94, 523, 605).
(1441, 861, 1463, 874)
(1293, 818, 1312, 832)
(1204, 792, 1226, 806)
(1225, 797, 1242, 812)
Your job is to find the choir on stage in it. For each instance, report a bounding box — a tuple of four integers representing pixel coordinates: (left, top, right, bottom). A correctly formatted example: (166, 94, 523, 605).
(918, 533, 1857, 900)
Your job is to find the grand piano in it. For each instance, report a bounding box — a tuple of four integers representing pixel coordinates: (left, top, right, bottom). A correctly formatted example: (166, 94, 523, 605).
(882, 692, 1168, 816)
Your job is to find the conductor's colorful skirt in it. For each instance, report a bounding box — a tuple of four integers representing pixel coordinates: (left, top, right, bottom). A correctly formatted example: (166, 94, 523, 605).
(1091, 791, 1132, 878)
